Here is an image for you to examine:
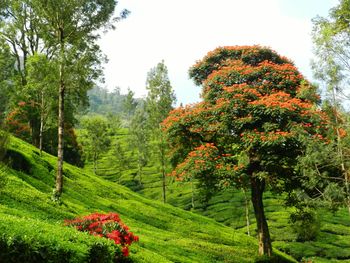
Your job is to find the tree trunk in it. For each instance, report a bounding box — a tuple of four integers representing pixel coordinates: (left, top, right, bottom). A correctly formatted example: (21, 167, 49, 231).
(162, 166, 166, 203)
(191, 177, 195, 209)
(331, 87, 350, 216)
(243, 188, 250, 236)
(55, 27, 65, 198)
(56, 80, 64, 196)
(251, 177, 272, 256)
(93, 152, 97, 175)
(39, 91, 44, 156)
(160, 142, 166, 203)
(138, 154, 143, 186)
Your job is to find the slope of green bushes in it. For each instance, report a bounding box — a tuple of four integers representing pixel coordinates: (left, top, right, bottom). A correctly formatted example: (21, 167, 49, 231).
(94, 130, 350, 263)
(0, 136, 296, 262)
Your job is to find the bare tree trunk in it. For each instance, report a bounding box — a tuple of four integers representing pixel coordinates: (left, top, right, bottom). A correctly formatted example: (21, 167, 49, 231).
(243, 188, 250, 236)
(93, 152, 97, 175)
(162, 166, 166, 203)
(191, 177, 195, 209)
(55, 27, 65, 198)
(39, 91, 44, 156)
(160, 142, 166, 203)
(138, 154, 143, 186)
(251, 177, 272, 256)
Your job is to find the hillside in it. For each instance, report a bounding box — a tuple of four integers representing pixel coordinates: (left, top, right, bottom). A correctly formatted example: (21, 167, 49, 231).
(93, 129, 350, 263)
(0, 136, 296, 262)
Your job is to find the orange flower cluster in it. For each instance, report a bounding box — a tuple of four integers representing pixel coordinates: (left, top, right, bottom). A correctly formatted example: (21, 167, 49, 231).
(241, 130, 295, 143)
(249, 91, 312, 111)
(162, 102, 206, 131)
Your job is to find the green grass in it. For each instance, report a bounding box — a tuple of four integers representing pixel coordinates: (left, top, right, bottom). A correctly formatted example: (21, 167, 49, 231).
(0, 136, 296, 262)
(91, 129, 350, 263)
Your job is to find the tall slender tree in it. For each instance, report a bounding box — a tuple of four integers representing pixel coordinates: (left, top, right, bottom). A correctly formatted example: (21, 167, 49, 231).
(130, 103, 150, 186)
(30, 0, 128, 199)
(146, 60, 176, 203)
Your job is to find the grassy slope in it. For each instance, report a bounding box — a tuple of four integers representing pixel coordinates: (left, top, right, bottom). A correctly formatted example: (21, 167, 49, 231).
(0, 136, 296, 263)
(94, 129, 350, 263)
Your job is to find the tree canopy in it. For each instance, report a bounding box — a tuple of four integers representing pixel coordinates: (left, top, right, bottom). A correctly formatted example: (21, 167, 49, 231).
(163, 45, 328, 256)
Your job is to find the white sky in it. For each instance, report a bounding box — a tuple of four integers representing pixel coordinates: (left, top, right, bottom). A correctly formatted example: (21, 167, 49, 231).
(98, 0, 338, 105)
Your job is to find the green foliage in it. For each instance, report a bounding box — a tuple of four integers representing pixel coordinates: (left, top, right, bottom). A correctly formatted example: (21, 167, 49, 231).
(129, 104, 150, 185)
(146, 60, 176, 126)
(123, 88, 137, 120)
(88, 86, 125, 115)
(0, 127, 9, 190)
(80, 115, 111, 174)
(0, 39, 15, 121)
(0, 214, 118, 263)
(0, 136, 294, 263)
(312, 0, 350, 214)
(90, 126, 350, 262)
(290, 208, 320, 241)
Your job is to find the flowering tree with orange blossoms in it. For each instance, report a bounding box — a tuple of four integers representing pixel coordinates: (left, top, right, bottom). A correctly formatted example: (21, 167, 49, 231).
(162, 46, 329, 257)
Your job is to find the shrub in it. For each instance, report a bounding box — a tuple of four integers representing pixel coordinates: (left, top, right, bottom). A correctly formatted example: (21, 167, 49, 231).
(0, 214, 117, 263)
(290, 208, 320, 241)
(65, 212, 139, 259)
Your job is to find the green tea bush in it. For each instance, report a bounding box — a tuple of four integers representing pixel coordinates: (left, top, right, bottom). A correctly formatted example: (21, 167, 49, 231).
(0, 214, 118, 263)
(290, 208, 320, 241)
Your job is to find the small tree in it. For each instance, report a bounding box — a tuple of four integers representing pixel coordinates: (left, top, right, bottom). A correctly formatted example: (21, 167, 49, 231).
(80, 115, 110, 175)
(110, 141, 129, 177)
(163, 46, 327, 256)
(129, 104, 150, 186)
(123, 88, 137, 121)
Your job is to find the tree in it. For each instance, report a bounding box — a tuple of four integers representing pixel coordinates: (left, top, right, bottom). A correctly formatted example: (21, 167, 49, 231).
(111, 141, 129, 176)
(0, 39, 15, 122)
(0, 0, 52, 145)
(163, 46, 326, 256)
(0, 0, 43, 86)
(80, 115, 110, 175)
(123, 88, 137, 120)
(26, 53, 58, 155)
(130, 104, 150, 186)
(312, 0, 350, 214)
(30, 0, 128, 199)
(146, 60, 176, 203)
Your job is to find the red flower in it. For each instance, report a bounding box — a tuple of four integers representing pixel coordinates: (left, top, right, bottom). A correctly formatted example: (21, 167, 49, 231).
(122, 247, 129, 257)
(65, 212, 139, 258)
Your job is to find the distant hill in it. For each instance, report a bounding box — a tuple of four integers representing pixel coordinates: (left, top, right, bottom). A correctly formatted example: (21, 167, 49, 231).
(87, 86, 142, 116)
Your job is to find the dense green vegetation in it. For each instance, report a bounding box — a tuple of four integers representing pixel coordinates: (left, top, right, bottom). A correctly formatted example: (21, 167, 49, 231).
(0, 136, 297, 262)
(1, 0, 350, 262)
(92, 128, 350, 263)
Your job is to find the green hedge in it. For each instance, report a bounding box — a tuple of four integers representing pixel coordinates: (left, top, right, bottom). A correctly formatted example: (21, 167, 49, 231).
(0, 214, 120, 263)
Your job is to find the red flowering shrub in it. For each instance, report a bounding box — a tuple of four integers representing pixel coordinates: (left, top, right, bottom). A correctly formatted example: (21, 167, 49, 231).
(65, 212, 139, 258)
